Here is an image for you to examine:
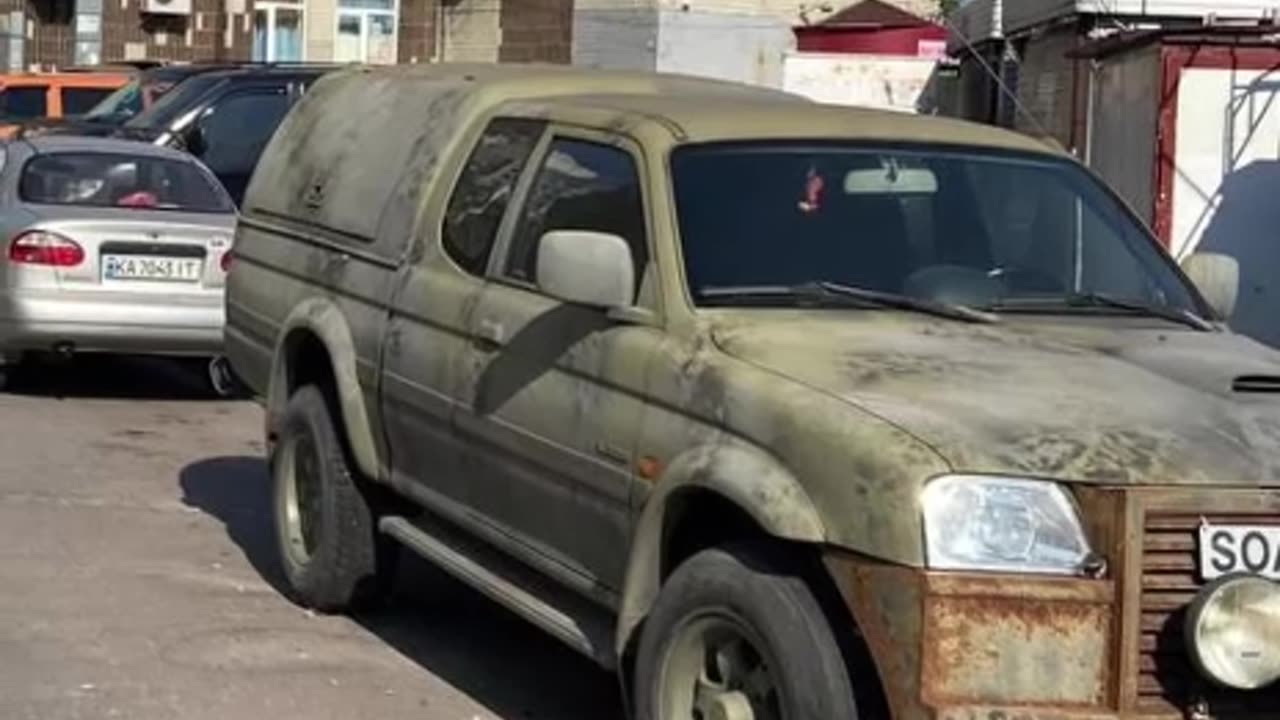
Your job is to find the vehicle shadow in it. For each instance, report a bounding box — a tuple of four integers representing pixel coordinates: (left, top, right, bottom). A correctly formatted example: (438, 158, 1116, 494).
(178, 456, 623, 720)
(7, 354, 218, 400)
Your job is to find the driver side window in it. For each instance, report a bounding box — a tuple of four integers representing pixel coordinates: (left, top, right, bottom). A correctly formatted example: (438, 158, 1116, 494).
(503, 138, 648, 299)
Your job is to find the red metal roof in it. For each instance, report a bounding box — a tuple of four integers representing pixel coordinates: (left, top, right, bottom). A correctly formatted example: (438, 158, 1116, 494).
(814, 0, 932, 29)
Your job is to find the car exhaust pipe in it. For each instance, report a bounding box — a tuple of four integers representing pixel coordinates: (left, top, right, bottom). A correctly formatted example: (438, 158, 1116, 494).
(207, 356, 238, 398)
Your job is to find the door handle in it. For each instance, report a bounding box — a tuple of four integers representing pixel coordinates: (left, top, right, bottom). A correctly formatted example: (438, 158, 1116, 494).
(473, 318, 503, 352)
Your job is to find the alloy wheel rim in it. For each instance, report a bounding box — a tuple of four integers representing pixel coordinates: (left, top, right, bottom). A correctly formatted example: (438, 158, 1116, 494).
(657, 610, 784, 720)
(280, 432, 323, 567)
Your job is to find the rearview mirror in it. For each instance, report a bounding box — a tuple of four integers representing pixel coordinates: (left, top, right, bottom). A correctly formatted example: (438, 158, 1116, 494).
(844, 165, 938, 195)
(1181, 252, 1239, 320)
(536, 230, 635, 309)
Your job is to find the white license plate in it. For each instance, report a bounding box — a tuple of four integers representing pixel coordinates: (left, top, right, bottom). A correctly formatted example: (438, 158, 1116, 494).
(102, 254, 202, 282)
(1199, 524, 1280, 580)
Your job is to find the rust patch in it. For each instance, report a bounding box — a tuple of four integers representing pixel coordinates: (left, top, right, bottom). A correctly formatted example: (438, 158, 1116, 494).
(921, 576, 1114, 709)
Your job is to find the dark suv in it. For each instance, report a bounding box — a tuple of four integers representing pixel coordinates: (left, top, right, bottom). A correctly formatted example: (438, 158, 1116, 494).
(109, 65, 338, 204)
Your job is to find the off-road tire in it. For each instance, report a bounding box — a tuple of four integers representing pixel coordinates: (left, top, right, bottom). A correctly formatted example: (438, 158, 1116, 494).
(272, 385, 396, 612)
(634, 544, 859, 720)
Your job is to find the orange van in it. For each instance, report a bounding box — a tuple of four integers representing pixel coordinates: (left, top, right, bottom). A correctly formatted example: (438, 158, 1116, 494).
(0, 72, 130, 137)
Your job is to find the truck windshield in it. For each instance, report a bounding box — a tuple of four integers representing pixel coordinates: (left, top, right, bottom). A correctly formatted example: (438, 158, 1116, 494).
(672, 142, 1203, 319)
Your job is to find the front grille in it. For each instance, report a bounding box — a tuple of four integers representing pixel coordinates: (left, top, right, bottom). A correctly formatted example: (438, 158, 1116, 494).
(1139, 511, 1280, 714)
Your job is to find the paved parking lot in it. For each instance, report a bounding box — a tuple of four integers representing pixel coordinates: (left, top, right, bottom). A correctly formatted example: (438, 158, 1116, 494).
(0, 356, 620, 720)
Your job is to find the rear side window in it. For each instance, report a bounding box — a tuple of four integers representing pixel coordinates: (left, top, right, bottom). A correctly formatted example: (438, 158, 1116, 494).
(1, 87, 48, 119)
(20, 152, 233, 214)
(442, 117, 546, 275)
(62, 87, 115, 117)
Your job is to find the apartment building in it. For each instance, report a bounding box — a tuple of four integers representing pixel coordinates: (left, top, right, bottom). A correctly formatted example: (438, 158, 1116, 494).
(8, 0, 933, 76)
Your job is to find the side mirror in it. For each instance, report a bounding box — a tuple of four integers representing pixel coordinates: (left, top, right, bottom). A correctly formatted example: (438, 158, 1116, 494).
(1181, 252, 1240, 320)
(536, 230, 635, 309)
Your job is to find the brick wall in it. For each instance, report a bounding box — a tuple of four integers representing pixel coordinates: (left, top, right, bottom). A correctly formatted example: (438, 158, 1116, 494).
(499, 0, 572, 63)
(399, 0, 435, 62)
(28, 0, 74, 69)
(25, 0, 252, 68)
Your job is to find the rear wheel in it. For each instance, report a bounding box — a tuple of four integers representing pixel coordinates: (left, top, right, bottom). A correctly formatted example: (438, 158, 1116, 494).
(272, 385, 397, 612)
(635, 545, 858, 720)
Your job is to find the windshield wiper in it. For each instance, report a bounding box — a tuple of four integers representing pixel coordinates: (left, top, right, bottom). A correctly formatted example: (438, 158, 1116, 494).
(992, 292, 1214, 331)
(698, 281, 999, 324)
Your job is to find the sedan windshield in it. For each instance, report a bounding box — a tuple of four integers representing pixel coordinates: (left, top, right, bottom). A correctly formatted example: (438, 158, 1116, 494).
(20, 152, 234, 214)
(672, 142, 1203, 321)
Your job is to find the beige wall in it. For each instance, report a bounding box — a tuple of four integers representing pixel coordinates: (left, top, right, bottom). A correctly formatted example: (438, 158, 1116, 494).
(306, 0, 336, 61)
(440, 0, 500, 62)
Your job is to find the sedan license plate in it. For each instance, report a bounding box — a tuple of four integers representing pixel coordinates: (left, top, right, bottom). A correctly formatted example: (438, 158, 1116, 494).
(102, 254, 202, 283)
(1199, 524, 1280, 580)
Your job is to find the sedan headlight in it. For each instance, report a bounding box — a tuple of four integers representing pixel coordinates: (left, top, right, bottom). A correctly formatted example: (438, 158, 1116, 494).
(921, 475, 1093, 575)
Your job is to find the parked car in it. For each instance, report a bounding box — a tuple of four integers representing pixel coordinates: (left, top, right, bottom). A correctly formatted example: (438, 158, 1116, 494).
(226, 64, 1280, 720)
(0, 136, 237, 394)
(0, 71, 132, 138)
(17, 63, 248, 139)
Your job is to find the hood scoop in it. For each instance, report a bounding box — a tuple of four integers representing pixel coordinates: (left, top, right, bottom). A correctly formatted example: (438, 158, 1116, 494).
(1232, 375, 1280, 394)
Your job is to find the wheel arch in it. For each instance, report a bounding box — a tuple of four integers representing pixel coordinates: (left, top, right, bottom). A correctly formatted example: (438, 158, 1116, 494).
(267, 298, 381, 481)
(615, 442, 825, 658)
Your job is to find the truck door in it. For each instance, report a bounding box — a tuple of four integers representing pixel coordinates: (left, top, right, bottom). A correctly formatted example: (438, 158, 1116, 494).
(380, 117, 549, 510)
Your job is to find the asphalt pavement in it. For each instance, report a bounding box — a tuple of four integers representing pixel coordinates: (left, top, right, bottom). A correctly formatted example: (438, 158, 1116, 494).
(0, 355, 620, 720)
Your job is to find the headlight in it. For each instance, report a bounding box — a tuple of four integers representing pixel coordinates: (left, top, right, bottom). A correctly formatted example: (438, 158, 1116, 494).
(1185, 574, 1280, 690)
(921, 475, 1093, 575)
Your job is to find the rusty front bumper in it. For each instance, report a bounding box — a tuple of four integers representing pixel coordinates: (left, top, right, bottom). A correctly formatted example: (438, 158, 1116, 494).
(824, 488, 1280, 720)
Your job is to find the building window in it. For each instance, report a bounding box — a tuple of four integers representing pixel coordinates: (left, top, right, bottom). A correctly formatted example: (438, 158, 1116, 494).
(253, 2, 304, 62)
(334, 0, 396, 64)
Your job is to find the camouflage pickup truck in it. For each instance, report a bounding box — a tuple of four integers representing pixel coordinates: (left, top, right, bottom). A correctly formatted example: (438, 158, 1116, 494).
(224, 64, 1280, 720)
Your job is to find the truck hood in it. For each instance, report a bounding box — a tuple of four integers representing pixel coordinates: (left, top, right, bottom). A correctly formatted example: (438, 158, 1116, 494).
(710, 313, 1280, 486)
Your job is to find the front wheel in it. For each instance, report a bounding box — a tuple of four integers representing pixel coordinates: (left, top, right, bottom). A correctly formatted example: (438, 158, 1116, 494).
(635, 545, 858, 720)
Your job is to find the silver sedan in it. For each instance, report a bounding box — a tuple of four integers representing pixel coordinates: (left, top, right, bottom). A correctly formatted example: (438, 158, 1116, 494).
(0, 136, 237, 392)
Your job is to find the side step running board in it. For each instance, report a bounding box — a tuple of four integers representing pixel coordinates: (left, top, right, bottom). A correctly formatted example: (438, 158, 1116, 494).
(379, 514, 617, 669)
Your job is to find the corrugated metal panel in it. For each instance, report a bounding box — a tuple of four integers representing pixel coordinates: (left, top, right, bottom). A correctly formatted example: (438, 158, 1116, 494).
(1087, 44, 1159, 226)
(1005, 1, 1279, 35)
(1013, 26, 1078, 146)
(954, 0, 1280, 42)
(948, 0, 1002, 46)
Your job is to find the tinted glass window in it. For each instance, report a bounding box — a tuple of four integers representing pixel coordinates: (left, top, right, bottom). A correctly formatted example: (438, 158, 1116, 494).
(85, 78, 142, 121)
(62, 87, 115, 117)
(672, 143, 1198, 314)
(505, 138, 647, 289)
(20, 152, 233, 213)
(196, 90, 289, 176)
(442, 118, 545, 275)
(1, 87, 48, 119)
(125, 74, 221, 129)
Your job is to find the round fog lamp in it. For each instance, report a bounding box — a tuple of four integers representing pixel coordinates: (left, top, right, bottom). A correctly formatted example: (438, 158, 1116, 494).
(1184, 574, 1280, 690)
